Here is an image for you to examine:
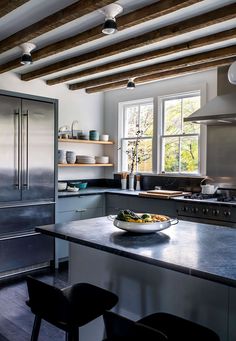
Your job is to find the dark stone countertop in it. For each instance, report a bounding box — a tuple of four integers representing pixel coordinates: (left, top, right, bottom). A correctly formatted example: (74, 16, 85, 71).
(36, 217, 236, 288)
(58, 187, 141, 197)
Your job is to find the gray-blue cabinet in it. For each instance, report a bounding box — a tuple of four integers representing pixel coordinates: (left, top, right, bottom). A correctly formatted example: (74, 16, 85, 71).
(55, 194, 105, 266)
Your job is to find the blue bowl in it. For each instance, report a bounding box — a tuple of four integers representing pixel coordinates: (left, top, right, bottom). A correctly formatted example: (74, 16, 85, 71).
(78, 182, 88, 189)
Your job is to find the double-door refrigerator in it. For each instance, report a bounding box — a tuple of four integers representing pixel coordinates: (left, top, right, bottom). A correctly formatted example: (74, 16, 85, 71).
(0, 90, 57, 277)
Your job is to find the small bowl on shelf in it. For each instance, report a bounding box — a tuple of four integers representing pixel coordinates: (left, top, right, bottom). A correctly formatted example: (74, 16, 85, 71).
(78, 182, 88, 189)
(58, 182, 67, 191)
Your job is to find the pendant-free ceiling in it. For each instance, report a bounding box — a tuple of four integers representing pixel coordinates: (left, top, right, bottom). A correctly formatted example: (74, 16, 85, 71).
(228, 61, 236, 85)
(20, 42, 36, 65)
(101, 4, 123, 35)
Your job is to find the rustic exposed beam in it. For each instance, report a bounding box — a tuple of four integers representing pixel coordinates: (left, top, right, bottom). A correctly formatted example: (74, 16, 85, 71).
(85, 57, 235, 93)
(0, 0, 203, 74)
(0, 0, 116, 54)
(0, 0, 29, 18)
(47, 28, 236, 85)
(20, 3, 236, 81)
(69, 45, 236, 90)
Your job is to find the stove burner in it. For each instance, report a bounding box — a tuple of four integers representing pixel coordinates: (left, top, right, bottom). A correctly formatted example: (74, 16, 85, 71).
(217, 195, 236, 203)
(184, 193, 215, 200)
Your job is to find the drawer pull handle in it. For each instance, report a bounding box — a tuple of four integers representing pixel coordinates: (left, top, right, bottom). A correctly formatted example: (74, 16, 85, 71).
(76, 209, 87, 212)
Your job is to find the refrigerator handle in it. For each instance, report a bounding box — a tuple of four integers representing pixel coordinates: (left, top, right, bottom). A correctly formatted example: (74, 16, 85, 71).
(23, 110, 29, 190)
(14, 110, 21, 190)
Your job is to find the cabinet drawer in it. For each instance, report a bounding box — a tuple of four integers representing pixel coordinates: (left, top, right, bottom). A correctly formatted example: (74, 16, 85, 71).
(57, 195, 104, 212)
(57, 211, 81, 223)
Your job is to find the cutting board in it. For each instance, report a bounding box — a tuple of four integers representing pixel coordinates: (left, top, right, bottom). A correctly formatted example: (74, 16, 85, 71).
(139, 190, 191, 199)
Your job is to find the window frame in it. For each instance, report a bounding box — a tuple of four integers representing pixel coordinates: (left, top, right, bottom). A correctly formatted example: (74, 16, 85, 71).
(160, 91, 201, 174)
(118, 98, 154, 173)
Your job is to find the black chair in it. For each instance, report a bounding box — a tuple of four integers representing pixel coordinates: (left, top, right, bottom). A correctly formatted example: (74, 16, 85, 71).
(103, 311, 167, 340)
(103, 311, 220, 341)
(26, 276, 118, 341)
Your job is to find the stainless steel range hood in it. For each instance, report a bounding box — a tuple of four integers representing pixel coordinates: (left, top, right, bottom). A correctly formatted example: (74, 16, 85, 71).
(184, 65, 236, 125)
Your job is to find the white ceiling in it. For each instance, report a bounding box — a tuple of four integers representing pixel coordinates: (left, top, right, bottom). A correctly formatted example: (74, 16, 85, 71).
(0, 0, 235, 88)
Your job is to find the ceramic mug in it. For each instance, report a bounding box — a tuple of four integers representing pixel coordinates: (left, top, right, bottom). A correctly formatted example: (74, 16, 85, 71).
(100, 134, 109, 141)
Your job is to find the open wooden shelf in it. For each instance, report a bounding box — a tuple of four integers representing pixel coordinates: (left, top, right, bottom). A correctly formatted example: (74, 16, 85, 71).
(58, 138, 114, 145)
(58, 163, 113, 167)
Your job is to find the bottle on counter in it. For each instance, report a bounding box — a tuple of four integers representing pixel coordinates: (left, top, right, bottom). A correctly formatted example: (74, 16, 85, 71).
(135, 174, 141, 191)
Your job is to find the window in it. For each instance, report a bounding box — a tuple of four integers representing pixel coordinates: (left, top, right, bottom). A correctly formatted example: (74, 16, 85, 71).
(119, 99, 153, 173)
(160, 92, 201, 174)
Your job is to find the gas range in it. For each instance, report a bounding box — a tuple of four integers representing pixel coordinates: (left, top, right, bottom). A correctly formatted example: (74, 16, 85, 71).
(176, 191, 236, 227)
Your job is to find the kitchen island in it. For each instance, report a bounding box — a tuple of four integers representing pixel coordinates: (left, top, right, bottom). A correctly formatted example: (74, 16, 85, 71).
(36, 217, 236, 341)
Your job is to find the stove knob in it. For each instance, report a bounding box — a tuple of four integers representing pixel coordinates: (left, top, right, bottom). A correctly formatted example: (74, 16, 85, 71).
(202, 208, 208, 214)
(213, 209, 220, 216)
(191, 207, 195, 213)
(195, 207, 199, 213)
(224, 211, 231, 217)
(183, 206, 189, 212)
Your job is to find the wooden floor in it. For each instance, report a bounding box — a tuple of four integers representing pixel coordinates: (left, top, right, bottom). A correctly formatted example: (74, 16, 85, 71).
(0, 267, 69, 341)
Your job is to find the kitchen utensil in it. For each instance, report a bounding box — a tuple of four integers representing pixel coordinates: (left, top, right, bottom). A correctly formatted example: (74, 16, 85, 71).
(66, 151, 76, 164)
(67, 186, 79, 192)
(109, 214, 178, 233)
(89, 130, 99, 141)
(58, 182, 67, 191)
(58, 150, 66, 164)
(95, 156, 109, 164)
(139, 191, 191, 199)
(67, 181, 81, 188)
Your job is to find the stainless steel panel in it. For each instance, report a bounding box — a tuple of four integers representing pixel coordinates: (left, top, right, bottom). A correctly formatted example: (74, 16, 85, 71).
(0, 233, 54, 273)
(0, 95, 22, 202)
(207, 125, 236, 177)
(21, 99, 55, 200)
(0, 203, 55, 238)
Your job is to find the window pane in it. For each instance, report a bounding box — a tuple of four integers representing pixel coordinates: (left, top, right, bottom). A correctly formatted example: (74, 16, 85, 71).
(163, 137, 179, 172)
(140, 104, 153, 137)
(164, 99, 181, 135)
(122, 138, 152, 173)
(180, 136, 199, 173)
(137, 139, 152, 172)
(125, 106, 139, 137)
(183, 96, 200, 134)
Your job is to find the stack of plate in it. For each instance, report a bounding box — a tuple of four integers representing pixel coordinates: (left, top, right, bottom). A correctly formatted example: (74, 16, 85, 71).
(76, 155, 96, 164)
(95, 156, 109, 164)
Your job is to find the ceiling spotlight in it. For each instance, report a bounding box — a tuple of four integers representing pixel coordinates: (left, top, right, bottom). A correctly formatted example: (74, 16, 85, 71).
(228, 61, 236, 85)
(101, 3, 123, 35)
(20, 42, 36, 65)
(127, 78, 135, 90)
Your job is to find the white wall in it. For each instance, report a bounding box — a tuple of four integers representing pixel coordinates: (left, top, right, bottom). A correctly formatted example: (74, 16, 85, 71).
(104, 69, 218, 178)
(0, 71, 105, 180)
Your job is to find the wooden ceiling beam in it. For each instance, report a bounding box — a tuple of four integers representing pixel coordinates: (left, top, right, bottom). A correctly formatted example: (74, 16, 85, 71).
(69, 45, 236, 90)
(20, 3, 236, 81)
(0, 0, 29, 18)
(0, 0, 116, 54)
(0, 0, 203, 74)
(46, 28, 236, 85)
(85, 57, 235, 93)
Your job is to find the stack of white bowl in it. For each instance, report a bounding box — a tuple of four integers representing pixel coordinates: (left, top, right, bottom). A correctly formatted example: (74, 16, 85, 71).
(76, 155, 96, 164)
(95, 156, 109, 164)
(66, 151, 76, 164)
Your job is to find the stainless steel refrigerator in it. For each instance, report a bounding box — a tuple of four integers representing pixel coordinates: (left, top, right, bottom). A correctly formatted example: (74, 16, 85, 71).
(0, 91, 56, 277)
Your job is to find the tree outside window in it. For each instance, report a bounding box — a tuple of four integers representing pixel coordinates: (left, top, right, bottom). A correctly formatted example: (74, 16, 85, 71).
(161, 93, 201, 174)
(120, 100, 153, 173)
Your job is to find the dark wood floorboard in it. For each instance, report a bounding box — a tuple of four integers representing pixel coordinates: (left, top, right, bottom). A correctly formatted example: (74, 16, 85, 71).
(0, 268, 69, 341)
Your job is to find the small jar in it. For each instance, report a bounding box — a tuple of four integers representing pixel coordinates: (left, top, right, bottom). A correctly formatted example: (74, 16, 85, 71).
(89, 130, 99, 141)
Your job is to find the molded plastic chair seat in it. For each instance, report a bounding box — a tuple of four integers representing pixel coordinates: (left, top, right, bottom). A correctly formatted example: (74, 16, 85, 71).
(104, 311, 220, 341)
(138, 312, 220, 341)
(26, 276, 118, 341)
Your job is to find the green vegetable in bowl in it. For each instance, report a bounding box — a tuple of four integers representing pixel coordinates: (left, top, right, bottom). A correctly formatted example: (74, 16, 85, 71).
(116, 209, 140, 222)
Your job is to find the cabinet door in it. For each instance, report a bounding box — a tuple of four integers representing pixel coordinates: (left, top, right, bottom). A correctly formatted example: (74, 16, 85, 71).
(0, 95, 22, 203)
(21, 99, 55, 201)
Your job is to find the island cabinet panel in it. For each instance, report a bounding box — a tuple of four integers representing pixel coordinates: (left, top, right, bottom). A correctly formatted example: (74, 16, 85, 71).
(55, 194, 105, 266)
(229, 287, 236, 340)
(70, 244, 229, 341)
(105, 194, 177, 216)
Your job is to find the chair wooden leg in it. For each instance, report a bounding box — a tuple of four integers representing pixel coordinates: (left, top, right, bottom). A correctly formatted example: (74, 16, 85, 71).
(31, 315, 41, 341)
(65, 327, 79, 341)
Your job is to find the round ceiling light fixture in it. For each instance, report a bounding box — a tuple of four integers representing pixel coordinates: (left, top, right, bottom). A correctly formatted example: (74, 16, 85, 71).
(101, 3, 123, 35)
(20, 42, 36, 65)
(126, 78, 135, 90)
(228, 61, 236, 85)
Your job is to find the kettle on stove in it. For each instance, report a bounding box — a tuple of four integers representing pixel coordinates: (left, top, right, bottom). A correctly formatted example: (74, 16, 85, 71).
(200, 178, 218, 195)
